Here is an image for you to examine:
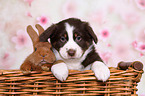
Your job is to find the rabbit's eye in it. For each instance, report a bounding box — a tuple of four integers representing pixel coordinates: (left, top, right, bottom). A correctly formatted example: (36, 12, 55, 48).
(35, 48, 37, 51)
(50, 47, 53, 51)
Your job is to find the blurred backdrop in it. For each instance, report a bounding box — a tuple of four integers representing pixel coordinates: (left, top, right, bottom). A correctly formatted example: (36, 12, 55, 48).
(0, 0, 145, 95)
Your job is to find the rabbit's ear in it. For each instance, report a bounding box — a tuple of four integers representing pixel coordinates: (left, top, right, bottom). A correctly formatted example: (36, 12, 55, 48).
(35, 24, 44, 35)
(27, 25, 39, 45)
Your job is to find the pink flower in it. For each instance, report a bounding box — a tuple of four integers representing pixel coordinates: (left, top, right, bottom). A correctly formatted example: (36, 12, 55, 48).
(135, 0, 145, 10)
(107, 44, 111, 47)
(100, 52, 112, 64)
(132, 41, 145, 55)
(99, 29, 110, 41)
(89, 11, 106, 25)
(0, 52, 15, 69)
(24, 0, 33, 6)
(62, 0, 78, 17)
(132, 40, 138, 48)
(101, 29, 110, 38)
(37, 15, 49, 26)
(11, 29, 31, 50)
(116, 45, 127, 55)
(136, 42, 145, 52)
(114, 43, 131, 60)
(139, 53, 144, 56)
(26, 12, 32, 17)
(122, 12, 140, 26)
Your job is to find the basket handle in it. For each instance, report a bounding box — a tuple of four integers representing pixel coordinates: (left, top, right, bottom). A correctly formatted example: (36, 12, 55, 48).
(117, 61, 143, 71)
(134, 73, 142, 82)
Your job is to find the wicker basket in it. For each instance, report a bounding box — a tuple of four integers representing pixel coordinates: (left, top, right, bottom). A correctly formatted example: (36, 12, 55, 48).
(0, 67, 143, 96)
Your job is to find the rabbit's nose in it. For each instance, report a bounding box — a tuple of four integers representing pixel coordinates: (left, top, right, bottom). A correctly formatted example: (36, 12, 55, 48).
(41, 54, 46, 57)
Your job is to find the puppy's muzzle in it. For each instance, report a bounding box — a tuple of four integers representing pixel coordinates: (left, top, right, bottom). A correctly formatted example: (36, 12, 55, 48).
(67, 49, 76, 57)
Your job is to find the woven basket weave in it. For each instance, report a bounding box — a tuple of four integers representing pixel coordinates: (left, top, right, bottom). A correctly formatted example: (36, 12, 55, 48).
(0, 67, 143, 96)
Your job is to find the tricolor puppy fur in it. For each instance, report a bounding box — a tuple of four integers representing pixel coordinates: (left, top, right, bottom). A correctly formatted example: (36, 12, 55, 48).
(39, 18, 110, 82)
(20, 24, 56, 74)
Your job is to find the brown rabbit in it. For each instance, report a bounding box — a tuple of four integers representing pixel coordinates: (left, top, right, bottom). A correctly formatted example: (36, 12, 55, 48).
(20, 24, 56, 74)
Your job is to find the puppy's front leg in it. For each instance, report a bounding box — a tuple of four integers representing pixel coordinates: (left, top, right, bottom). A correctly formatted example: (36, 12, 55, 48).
(91, 61, 110, 82)
(51, 60, 69, 82)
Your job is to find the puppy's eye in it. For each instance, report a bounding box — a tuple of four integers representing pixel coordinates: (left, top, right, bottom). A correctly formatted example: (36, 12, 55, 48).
(75, 36, 82, 42)
(60, 36, 67, 42)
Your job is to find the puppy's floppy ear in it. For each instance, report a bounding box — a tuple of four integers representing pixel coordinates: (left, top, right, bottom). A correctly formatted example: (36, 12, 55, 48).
(83, 22, 98, 44)
(39, 24, 57, 42)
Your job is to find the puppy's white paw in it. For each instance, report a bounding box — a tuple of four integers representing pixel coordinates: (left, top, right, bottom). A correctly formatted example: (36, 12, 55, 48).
(51, 62, 68, 82)
(91, 61, 110, 82)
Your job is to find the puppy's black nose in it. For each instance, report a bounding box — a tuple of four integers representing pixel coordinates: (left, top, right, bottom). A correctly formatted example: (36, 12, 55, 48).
(67, 49, 76, 56)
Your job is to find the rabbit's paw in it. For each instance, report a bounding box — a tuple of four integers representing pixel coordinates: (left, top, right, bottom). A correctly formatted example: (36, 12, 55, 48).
(22, 71, 31, 75)
(51, 62, 68, 82)
(41, 65, 50, 71)
(91, 61, 110, 82)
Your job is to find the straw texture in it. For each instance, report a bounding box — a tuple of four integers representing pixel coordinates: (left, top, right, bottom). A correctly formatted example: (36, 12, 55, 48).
(0, 67, 143, 96)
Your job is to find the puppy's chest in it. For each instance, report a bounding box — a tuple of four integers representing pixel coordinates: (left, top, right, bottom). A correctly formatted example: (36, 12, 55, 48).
(64, 59, 84, 71)
(53, 48, 91, 71)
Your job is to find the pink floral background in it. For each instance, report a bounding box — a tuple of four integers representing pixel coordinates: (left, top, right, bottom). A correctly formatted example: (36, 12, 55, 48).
(0, 0, 145, 95)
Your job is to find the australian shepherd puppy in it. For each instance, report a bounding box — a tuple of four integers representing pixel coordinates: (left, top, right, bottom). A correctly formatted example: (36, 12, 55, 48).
(39, 18, 110, 82)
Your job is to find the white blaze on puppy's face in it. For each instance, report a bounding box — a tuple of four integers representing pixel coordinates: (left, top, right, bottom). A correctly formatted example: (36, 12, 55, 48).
(59, 23, 83, 59)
